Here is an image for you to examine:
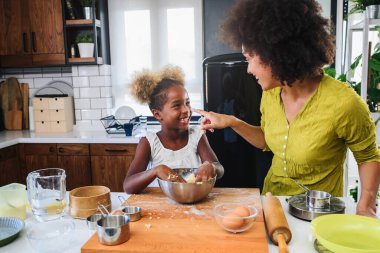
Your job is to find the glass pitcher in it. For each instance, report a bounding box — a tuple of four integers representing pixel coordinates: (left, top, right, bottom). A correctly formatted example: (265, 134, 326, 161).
(27, 168, 66, 222)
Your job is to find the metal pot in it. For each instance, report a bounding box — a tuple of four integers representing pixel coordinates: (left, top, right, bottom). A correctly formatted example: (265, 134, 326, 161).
(97, 215, 130, 246)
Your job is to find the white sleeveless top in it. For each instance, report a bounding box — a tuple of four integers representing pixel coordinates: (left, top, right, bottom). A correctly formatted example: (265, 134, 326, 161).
(145, 126, 203, 186)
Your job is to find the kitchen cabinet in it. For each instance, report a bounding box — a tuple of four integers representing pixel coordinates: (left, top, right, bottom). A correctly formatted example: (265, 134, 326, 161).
(0, 145, 21, 186)
(20, 143, 91, 190)
(0, 0, 65, 67)
(90, 144, 136, 192)
(63, 0, 110, 65)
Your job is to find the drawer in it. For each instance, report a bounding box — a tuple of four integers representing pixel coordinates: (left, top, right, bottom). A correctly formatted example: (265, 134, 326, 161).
(51, 120, 73, 132)
(49, 109, 66, 121)
(48, 97, 68, 109)
(33, 98, 50, 109)
(35, 121, 52, 132)
(34, 109, 50, 121)
(57, 144, 89, 156)
(90, 144, 137, 156)
(24, 143, 56, 155)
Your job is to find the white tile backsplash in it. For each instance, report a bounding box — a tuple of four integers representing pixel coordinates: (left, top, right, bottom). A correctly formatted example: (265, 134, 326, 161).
(5, 64, 112, 130)
(78, 66, 99, 76)
(80, 87, 100, 98)
(73, 76, 89, 87)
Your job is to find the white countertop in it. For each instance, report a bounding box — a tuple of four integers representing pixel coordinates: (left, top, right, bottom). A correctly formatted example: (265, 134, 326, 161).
(0, 130, 142, 149)
(2, 192, 359, 253)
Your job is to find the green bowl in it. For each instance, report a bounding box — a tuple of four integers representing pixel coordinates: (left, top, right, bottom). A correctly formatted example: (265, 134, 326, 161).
(311, 214, 380, 253)
(0, 217, 24, 247)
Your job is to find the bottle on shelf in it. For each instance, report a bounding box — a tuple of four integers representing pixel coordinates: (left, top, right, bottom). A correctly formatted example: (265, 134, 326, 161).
(70, 44, 76, 58)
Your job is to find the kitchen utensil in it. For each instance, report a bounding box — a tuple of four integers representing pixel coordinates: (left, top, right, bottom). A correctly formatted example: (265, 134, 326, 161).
(87, 214, 104, 230)
(26, 219, 75, 253)
(289, 177, 311, 192)
(287, 194, 345, 221)
(0, 217, 24, 247)
(69, 185, 111, 218)
(157, 168, 216, 204)
(20, 83, 29, 129)
(6, 100, 22, 130)
(311, 214, 380, 253)
(117, 195, 142, 222)
(263, 192, 291, 253)
(306, 190, 331, 209)
(213, 203, 258, 233)
(0, 183, 27, 219)
(97, 215, 130, 246)
(27, 168, 66, 222)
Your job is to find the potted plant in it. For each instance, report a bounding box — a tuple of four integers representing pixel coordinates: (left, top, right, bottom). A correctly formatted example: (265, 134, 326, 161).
(75, 32, 94, 58)
(349, 0, 380, 18)
(80, 0, 95, 19)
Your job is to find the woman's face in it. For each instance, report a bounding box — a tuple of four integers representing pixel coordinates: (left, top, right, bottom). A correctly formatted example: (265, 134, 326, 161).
(154, 85, 191, 130)
(242, 46, 281, 91)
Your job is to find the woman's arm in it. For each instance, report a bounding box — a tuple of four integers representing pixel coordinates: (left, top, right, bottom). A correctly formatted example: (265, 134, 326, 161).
(357, 161, 380, 218)
(193, 108, 266, 149)
(197, 134, 224, 180)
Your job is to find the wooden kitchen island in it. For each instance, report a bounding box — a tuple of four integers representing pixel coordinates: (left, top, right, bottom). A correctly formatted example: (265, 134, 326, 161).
(82, 188, 268, 253)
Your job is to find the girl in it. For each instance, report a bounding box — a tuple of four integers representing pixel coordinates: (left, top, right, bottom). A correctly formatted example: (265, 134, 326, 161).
(123, 65, 224, 194)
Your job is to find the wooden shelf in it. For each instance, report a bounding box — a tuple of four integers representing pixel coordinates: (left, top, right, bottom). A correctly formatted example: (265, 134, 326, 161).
(66, 19, 100, 27)
(68, 57, 103, 64)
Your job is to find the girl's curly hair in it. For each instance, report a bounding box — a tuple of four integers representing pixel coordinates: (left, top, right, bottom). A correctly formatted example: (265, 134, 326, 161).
(219, 0, 335, 85)
(130, 65, 185, 110)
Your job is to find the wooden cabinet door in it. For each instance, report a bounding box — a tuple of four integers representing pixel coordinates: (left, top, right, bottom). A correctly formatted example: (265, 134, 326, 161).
(0, 145, 21, 186)
(0, 0, 32, 67)
(22, 143, 58, 176)
(28, 0, 65, 65)
(90, 144, 136, 192)
(57, 144, 91, 190)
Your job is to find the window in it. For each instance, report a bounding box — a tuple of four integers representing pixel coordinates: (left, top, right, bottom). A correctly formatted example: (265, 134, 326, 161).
(109, 0, 203, 116)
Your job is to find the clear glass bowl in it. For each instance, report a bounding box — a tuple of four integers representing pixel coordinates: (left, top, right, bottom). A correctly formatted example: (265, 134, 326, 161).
(213, 203, 258, 233)
(26, 219, 75, 253)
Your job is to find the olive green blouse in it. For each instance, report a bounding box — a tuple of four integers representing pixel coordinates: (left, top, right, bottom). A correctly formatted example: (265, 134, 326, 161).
(260, 75, 380, 196)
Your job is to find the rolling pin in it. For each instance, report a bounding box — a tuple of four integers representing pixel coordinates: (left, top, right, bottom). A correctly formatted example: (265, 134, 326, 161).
(263, 192, 292, 253)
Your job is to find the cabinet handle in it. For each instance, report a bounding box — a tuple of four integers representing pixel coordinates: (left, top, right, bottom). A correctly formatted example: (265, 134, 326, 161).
(22, 32, 28, 52)
(31, 32, 37, 52)
(105, 149, 128, 153)
(49, 147, 55, 153)
(58, 147, 64, 153)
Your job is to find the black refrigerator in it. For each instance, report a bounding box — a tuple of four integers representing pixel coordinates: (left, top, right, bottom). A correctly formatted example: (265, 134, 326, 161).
(203, 53, 273, 189)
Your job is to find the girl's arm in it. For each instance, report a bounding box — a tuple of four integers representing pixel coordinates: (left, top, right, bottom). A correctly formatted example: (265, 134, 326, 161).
(123, 137, 185, 193)
(356, 161, 380, 218)
(196, 134, 224, 180)
(123, 138, 155, 194)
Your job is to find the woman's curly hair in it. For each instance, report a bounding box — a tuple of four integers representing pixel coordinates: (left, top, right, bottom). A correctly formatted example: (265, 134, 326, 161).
(130, 65, 185, 110)
(220, 0, 335, 85)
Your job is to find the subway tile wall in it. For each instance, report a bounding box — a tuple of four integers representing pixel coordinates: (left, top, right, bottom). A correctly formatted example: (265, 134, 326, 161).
(0, 65, 112, 130)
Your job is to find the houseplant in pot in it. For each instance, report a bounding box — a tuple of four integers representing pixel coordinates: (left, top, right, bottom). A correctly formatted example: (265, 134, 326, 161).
(80, 0, 95, 19)
(349, 0, 380, 18)
(75, 32, 94, 58)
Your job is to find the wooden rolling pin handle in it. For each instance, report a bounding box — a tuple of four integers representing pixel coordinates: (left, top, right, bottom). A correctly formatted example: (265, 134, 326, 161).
(277, 233, 289, 253)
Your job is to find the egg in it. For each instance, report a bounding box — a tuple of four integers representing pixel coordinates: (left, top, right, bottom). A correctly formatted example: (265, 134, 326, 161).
(222, 212, 245, 230)
(232, 206, 251, 217)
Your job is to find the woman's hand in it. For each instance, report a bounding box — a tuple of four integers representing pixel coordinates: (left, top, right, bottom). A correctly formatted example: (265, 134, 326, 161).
(192, 108, 235, 133)
(154, 165, 186, 183)
(196, 161, 216, 182)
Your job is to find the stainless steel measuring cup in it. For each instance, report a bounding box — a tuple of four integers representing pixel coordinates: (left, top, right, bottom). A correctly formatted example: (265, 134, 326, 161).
(118, 196, 142, 222)
(306, 190, 331, 209)
(97, 215, 130, 245)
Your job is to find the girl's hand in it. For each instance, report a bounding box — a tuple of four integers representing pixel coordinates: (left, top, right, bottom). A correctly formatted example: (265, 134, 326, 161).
(196, 161, 216, 182)
(155, 165, 186, 183)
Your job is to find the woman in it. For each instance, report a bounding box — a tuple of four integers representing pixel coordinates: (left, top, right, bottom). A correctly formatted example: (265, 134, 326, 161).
(194, 0, 380, 218)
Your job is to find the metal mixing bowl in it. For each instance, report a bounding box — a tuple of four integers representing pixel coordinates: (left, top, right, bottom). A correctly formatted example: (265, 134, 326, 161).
(157, 168, 216, 204)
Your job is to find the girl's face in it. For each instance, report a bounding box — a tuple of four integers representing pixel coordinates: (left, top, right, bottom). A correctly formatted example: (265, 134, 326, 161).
(154, 85, 191, 130)
(242, 46, 281, 91)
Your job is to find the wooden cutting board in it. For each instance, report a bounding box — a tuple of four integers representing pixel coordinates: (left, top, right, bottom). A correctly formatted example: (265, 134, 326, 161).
(81, 187, 268, 253)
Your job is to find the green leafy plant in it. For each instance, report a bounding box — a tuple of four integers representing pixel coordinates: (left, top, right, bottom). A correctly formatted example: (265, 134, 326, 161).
(75, 32, 94, 43)
(349, 0, 380, 15)
(80, 0, 95, 7)
(325, 26, 380, 112)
